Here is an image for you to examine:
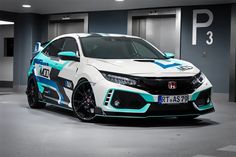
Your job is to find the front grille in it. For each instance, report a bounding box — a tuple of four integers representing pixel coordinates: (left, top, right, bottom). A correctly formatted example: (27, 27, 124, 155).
(148, 102, 194, 115)
(134, 77, 197, 95)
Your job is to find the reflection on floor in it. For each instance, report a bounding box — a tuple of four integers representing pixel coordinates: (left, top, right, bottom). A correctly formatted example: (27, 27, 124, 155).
(0, 92, 235, 157)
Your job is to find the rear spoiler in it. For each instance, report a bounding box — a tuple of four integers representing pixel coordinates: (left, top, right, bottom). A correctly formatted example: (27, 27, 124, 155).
(33, 41, 49, 54)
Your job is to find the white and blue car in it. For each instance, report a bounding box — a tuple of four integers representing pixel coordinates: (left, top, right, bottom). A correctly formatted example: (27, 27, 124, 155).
(26, 33, 214, 121)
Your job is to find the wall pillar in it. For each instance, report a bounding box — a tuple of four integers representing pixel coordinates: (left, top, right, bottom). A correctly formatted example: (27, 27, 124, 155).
(229, 4, 236, 102)
(13, 14, 48, 91)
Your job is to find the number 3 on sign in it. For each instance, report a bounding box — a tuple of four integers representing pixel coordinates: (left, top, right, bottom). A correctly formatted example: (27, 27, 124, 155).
(206, 31, 213, 45)
(192, 9, 214, 46)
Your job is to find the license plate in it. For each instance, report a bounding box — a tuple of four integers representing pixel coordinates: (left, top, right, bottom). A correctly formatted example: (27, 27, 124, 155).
(158, 95, 189, 104)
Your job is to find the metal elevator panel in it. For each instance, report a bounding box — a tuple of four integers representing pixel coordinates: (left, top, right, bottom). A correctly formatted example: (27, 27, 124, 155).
(48, 20, 84, 40)
(132, 16, 178, 55)
(132, 18, 146, 39)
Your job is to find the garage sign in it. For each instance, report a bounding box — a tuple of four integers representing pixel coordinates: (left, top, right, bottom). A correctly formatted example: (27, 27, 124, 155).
(192, 9, 214, 46)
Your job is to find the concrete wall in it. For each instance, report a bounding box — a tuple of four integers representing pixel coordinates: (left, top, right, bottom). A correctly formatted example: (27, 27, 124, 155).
(0, 11, 16, 22)
(32, 14, 48, 44)
(13, 13, 48, 90)
(0, 25, 14, 81)
(0, 11, 16, 87)
(89, 11, 128, 34)
(229, 4, 236, 101)
(0, 11, 47, 90)
(181, 5, 231, 93)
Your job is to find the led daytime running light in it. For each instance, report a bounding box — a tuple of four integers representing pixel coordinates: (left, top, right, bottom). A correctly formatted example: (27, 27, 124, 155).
(102, 73, 137, 86)
(193, 72, 205, 85)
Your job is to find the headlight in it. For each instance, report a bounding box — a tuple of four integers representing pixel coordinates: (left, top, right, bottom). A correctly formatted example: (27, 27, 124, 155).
(101, 71, 137, 86)
(192, 72, 205, 86)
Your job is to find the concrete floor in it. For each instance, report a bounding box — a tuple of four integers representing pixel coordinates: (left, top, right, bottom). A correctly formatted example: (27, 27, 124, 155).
(0, 92, 236, 157)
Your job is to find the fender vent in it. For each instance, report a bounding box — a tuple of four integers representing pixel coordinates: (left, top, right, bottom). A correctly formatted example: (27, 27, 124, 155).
(104, 90, 114, 106)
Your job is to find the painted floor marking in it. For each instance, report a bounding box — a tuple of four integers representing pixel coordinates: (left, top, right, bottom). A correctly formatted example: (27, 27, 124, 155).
(192, 155, 216, 157)
(218, 145, 236, 152)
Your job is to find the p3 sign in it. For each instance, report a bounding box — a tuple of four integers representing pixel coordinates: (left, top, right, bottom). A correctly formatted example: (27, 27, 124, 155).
(192, 9, 214, 46)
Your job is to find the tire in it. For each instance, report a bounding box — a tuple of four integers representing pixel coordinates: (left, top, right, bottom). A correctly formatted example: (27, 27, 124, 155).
(27, 78, 46, 109)
(72, 79, 96, 122)
(177, 115, 199, 120)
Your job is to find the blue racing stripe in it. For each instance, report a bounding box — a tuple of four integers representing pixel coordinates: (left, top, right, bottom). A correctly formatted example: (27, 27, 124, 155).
(154, 61, 181, 69)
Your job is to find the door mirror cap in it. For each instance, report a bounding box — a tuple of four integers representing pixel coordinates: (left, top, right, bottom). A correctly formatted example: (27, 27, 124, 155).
(164, 52, 175, 59)
(58, 51, 80, 62)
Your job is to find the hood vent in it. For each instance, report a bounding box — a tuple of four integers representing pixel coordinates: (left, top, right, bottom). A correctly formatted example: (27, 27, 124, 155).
(134, 59, 155, 62)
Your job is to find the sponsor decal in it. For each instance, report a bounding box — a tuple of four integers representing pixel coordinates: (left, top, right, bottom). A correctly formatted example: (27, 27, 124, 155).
(34, 59, 48, 66)
(64, 80, 73, 90)
(177, 66, 193, 71)
(39, 68, 50, 78)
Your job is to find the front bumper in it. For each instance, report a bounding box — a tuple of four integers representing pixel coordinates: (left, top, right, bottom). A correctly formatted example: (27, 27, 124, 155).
(92, 78, 215, 118)
(101, 102, 214, 118)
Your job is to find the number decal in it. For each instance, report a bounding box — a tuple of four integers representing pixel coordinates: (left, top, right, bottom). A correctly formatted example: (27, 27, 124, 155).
(206, 31, 213, 45)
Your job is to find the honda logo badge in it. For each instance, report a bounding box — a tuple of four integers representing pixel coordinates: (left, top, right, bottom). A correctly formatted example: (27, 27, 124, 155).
(168, 81, 177, 89)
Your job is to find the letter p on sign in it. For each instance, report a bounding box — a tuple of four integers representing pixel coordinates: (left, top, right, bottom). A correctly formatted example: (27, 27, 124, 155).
(192, 9, 214, 45)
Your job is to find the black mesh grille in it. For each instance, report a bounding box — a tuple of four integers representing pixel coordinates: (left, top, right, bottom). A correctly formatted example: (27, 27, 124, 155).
(147, 102, 194, 115)
(110, 90, 146, 109)
(133, 76, 199, 95)
(195, 89, 211, 107)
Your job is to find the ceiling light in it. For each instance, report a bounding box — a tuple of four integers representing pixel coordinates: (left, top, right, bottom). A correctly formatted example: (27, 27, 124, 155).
(115, 0, 125, 2)
(0, 20, 14, 25)
(22, 4, 31, 8)
(62, 16, 71, 20)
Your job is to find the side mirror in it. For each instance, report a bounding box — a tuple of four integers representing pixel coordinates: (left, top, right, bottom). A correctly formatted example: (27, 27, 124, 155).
(58, 51, 80, 62)
(164, 52, 175, 59)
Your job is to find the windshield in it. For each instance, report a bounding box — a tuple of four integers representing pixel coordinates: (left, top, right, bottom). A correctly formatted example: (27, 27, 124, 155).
(80, 36, 166, 59)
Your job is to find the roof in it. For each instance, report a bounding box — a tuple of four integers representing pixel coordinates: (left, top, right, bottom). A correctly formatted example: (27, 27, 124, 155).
(54, 33, 140, 40)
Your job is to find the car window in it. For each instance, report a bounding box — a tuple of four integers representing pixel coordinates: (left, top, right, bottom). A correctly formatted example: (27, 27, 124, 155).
(62, 37, 79, 56)
(80, 36, 165, 59)
(132, 40, 160, 59)
(42, 38, 64, 57)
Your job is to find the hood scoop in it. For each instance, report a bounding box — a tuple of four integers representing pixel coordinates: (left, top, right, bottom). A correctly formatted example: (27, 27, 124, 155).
(134, 59, 155, 62)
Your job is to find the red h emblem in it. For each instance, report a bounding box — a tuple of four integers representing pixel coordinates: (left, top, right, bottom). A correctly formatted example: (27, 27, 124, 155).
(168, 81, 177, 89)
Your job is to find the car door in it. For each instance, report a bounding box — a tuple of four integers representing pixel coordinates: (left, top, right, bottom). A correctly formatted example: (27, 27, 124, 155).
(55, 37, 80, 106)
(35, 38, 68, 105)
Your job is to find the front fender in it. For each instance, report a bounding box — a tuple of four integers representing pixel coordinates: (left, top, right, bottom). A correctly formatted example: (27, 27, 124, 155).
(78, 64, 105, 85)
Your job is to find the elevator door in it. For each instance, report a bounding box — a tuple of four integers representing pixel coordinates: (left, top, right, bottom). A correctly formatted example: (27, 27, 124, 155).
(132, 16, 178, 56)
(48, 20, 84, 40)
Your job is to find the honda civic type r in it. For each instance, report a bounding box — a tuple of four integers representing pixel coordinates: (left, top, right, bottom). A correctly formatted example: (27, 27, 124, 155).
(26, 33, 214, 121)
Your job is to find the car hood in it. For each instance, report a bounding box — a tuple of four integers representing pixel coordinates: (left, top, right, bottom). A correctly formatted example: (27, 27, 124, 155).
(86, 58, 200, 77)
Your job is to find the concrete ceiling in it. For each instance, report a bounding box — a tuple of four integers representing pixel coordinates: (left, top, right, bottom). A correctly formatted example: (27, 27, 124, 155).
(0, 0, 235, 14)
